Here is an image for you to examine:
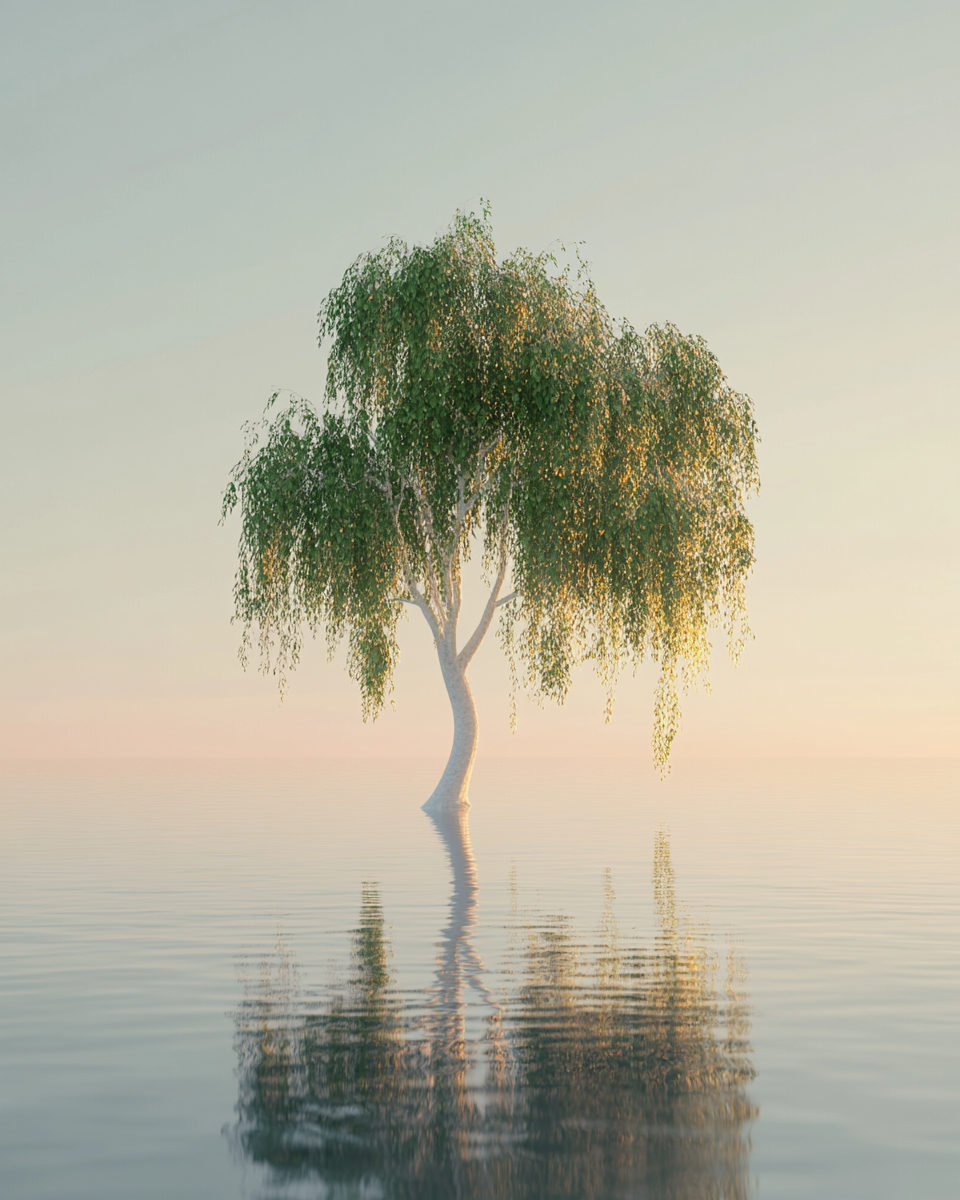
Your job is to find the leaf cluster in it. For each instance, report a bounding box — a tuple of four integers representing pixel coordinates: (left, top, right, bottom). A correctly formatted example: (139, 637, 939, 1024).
(222, 209, 758, 766)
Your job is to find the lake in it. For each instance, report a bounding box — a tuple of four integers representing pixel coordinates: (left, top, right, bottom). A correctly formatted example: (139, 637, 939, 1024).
(1, 758, 957, 1198)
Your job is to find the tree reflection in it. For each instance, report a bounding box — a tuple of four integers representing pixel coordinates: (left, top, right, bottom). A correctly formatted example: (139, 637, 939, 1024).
(230, 825, 756, 1198)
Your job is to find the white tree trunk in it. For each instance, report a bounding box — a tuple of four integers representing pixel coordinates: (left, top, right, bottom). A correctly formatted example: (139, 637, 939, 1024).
(422, 645, 479, 812)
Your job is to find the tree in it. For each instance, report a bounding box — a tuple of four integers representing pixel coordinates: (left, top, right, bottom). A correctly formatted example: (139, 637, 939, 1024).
(222, 209, 758, 809)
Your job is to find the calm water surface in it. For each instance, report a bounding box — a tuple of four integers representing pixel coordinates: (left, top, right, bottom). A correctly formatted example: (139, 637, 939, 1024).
(1, 758, 957, 1198)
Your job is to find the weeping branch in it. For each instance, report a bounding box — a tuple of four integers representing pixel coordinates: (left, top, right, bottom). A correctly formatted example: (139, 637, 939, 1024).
(223, 206, 759, 770)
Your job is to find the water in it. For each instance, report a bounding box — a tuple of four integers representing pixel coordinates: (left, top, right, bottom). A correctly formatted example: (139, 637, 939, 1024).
(1, 758, 957, 1198)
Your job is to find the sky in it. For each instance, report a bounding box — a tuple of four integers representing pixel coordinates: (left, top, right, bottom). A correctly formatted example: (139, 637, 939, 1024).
(1, 0, 957, 761)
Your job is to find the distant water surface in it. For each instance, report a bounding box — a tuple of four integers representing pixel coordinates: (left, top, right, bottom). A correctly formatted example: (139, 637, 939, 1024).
(1, 758, 957, 1199)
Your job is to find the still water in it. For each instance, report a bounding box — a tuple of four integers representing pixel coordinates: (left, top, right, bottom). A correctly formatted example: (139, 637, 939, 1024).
(1, 758, 957, 1198)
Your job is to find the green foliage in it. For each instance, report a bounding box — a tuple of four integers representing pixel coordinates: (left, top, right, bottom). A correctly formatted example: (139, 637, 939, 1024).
(222, 208, 759, 766)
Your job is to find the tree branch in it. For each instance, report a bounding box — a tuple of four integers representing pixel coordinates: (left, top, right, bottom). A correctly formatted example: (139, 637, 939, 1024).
(410, 476, 447, 628)
(381, 475, 443, 644)
(457, 551, 508, 670)
(457, 467, 517, 669)
(439, 544, 457, 631)
(401, 563, 442, 643)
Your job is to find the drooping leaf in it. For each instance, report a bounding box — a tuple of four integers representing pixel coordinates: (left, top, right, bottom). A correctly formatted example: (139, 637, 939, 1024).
(223, 209, 759, 768)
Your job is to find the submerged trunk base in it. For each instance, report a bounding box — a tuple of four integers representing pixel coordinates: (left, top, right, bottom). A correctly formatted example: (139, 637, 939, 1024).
(422, 780, 471, 813)
(422, 732, 474, 811)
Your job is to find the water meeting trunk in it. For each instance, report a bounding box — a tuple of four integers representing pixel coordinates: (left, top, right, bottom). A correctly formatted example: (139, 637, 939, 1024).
(422, 645, 479, 812)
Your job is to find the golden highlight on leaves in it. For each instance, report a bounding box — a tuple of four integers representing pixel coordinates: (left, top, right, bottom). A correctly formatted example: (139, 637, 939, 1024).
(222, 208, 759, 768)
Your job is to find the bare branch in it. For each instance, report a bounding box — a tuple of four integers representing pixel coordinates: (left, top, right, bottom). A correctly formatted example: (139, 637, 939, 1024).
(451, 553, 462, 623)
(457, 467, 519, 665)
(457, 551, 508, 670)
(387, 486, 443, 643)
(401, 562, 442, 643)
(456, 469, 468, 529)
(494, 591, 519, 608)
(410, 476, 446, 625)
(441, 554, 459, 647)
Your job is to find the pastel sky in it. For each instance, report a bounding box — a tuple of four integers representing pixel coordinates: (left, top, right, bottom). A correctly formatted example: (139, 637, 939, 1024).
(1, 0, 957, 760)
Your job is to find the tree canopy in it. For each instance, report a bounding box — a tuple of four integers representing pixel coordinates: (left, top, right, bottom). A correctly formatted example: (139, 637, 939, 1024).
(222, 209, 758, 768)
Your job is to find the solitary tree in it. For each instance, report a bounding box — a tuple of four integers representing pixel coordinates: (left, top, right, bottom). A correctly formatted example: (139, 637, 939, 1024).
(222, 210, 758, 810)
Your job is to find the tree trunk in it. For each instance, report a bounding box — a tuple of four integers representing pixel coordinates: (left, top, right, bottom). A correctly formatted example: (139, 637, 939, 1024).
(422, 648, 479, 812)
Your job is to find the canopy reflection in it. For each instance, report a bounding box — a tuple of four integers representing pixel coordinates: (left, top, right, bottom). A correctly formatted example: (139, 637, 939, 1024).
(229, 819, 756, 1198)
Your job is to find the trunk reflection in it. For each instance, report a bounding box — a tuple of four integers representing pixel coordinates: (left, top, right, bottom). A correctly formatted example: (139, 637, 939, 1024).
(229, 822, 756, 1198)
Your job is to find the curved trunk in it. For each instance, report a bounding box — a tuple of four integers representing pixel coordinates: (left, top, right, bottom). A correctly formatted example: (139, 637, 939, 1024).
(422, 650, 479, 812)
